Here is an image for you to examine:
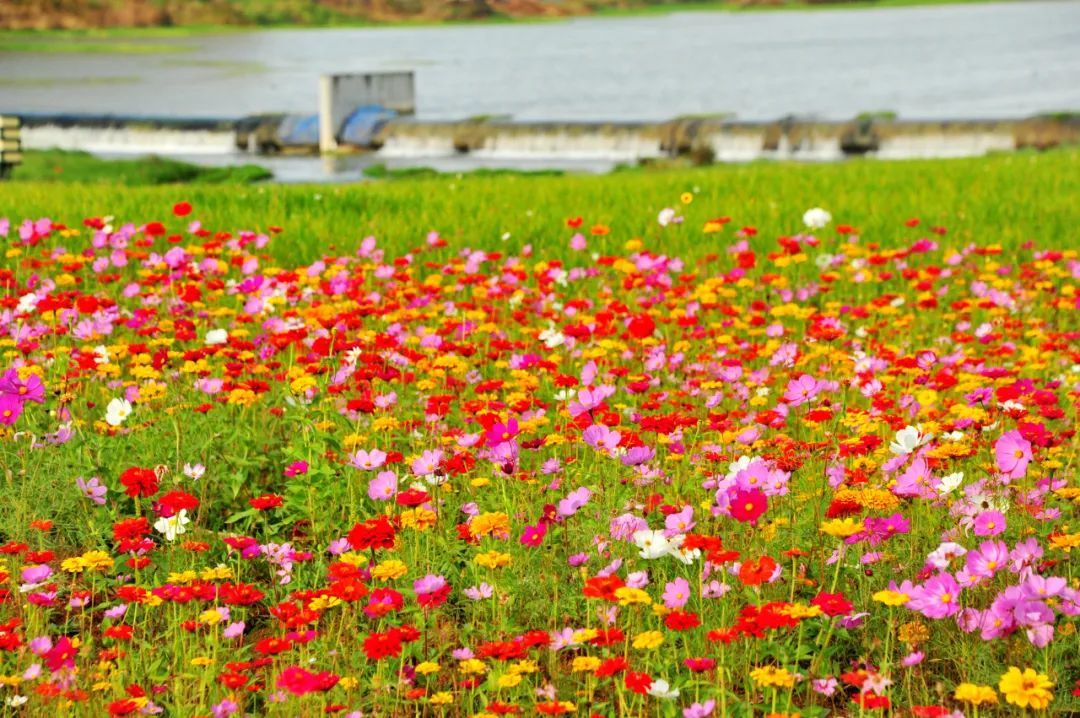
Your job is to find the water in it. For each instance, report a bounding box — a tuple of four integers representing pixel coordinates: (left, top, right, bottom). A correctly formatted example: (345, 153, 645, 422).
(2, 1, 1078, 122)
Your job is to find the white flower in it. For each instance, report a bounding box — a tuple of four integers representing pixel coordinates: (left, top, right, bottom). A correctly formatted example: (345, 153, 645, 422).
(657, 208, 677, 227)
(725, 455, 753, 481)
(647, 679, 680, 700)
(93, 345, 111, 365)
(814, 253, 835, 270)
(539, 325, 566, 349)
(183, 463, 206, 481)
(205, 328, 229, 346)
(633, 529, 673, 560)
(16, 293, 39, 315)
(154, 510, 191, 542)
(104, 398, 133, 427)
(927, 541, 966, 569)
(889, 425, 931, 455)
(5, 695, 28, 707)
(802, 207, 832, 229)
(938, 472, 964, 495)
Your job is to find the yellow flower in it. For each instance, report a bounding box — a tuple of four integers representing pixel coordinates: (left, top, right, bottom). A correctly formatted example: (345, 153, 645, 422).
(470, 512, 510, 538)
(614, 587, 652, 606)
(400, 507, 438, 532)
(339, 676, 358, 691)
(474, 551, 511, 569)
(571, 656, 601, 673)
(954, 683, 998, 706)
(198, 609, 224, 626)
(508, 660, 538, 674)
(680, 192, 694, 204)
(632, 631, 664, 650)
(371, 560, 408, 581)
(998, 667, 1053, 709)
(190, 656, 213, 667)
(819, 518, 862, 538)
(415, 661, 440, 675)
(872, 589, 911, 607)
(496, 673, 522, 688)
(571, 628, 598, 644)
(429, 692, 453, 705)
(458, 658, 487, 675)
(750, 665, 797, 689)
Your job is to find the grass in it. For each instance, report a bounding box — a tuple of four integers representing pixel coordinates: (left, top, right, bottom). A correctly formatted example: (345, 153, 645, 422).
(0, 37, 191, 54)
(8, 149, 272, 185)
(2, 148, 1076, 266)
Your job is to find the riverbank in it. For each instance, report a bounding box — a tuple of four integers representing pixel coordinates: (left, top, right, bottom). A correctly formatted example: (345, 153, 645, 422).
(0, 0, 1017, 44)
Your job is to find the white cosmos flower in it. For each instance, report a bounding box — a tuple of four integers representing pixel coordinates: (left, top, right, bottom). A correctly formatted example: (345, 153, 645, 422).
(802, 207, 832, 229)
(539, 325, 566, 349)
(938, 472, 964, 495)
(889, 425, 931, 455)
(927, 541, 966, 570)
(725, 455, 753, 481)
(16, 293, 39, 315)
(205, 328, 229, 346)
(104, 398, 133, 427)
(647, 679, 680, 700)
(93, 345, 111, 365)
(5, 695, 28, 707)
(154, 510, 191, 542)
(633, 529, 674, 560)
(183, 463, 206, 481)
(657, 208, 677, 227)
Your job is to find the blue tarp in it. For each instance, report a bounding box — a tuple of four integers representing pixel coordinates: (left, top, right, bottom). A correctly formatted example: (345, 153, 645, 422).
(339, 105, 398, 146)
(277, 113, 320, 146)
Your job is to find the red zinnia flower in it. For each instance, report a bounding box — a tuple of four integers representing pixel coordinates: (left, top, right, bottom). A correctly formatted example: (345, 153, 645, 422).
(119, 467, 159, 499)
(624, 671, 652, 694)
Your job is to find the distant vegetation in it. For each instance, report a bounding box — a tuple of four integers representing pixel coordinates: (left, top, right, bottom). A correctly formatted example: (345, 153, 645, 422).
(11, 149, 271, 184)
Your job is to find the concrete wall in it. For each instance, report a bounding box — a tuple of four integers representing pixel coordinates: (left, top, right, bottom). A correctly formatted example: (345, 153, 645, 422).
(318, 72, 415, 152)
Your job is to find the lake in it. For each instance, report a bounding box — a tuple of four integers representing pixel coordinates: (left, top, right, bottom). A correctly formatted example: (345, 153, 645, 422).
(2, 0, 1079, 122)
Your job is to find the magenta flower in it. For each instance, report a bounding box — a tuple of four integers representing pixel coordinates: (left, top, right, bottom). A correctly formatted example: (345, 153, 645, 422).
(0, 369, 45, 404)
(973, 510, 1006, 537)
(520, 523, 547, 547)
(908, 573, 961, 619)
(485, 417, 519, 447)
(995, 430, 1032, 479)
(0, 394, 23, 426)
(965, 540, 1009, 579)
(284, 461, 308, 477)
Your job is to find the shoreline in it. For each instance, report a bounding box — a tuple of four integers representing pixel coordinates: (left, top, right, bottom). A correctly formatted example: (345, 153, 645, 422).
(0, 0, 1032, 51)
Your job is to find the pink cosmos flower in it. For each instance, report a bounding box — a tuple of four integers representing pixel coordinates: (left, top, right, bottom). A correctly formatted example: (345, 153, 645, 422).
(351, 449, 387, 471)
(973, 510, 1006, 537)
(995, 430, 1032, 479)
(908, 573, 961, 619)
(662, 577, 691, 610)
(367, 471, 398, 501)
(783, 374, 820, 406)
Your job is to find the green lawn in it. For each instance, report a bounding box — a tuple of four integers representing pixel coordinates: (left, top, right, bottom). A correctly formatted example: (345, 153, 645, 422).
(2, 149, 1077, 266)
(8, 149, 271, 186)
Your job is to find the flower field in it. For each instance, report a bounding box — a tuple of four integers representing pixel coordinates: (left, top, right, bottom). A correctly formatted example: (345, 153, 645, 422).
(0, 153, 1078, 717)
